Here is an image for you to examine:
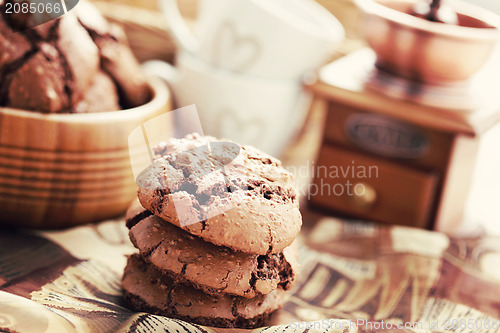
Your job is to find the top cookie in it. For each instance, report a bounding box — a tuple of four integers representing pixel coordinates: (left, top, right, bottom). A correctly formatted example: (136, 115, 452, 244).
(136, 133, 302, 255)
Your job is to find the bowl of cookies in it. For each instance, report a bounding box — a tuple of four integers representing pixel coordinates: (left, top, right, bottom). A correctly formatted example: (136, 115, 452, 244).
(0, 1, 172, 228)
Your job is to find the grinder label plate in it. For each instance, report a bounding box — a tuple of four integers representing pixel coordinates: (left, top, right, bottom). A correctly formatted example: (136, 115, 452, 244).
(346, 113, 429, 159)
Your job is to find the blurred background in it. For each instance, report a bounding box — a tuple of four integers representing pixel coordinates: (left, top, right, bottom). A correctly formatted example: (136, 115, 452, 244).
(88, 0, 500, 237)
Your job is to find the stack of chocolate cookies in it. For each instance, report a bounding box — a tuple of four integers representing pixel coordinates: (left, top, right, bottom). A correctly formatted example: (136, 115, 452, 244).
(122, 134, 302, 328)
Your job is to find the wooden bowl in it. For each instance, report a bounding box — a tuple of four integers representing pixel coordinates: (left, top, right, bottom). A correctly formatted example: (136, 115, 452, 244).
(0, 77, 172, 229)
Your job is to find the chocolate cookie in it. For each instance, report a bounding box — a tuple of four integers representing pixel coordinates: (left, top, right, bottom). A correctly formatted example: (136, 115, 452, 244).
(137, 133, 302, 255)
(74, 70, 120, 113)
(121, 254, 287, 329)
(74, 1, 150, 108)
(126, 201, 298, 298)
(7, 43, 69, 113)
(0, 12, 31, 68)
(56, 14, 99, 106)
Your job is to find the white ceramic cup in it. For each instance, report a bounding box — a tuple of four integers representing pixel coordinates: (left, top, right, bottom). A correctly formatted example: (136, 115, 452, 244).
(143, 52, 312, 157)
(162, 0, 345, 79)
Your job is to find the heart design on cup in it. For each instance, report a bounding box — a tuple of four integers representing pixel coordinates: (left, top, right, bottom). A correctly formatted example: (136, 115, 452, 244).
(211, 20, 262, 73)
(217, 109, 266, 146)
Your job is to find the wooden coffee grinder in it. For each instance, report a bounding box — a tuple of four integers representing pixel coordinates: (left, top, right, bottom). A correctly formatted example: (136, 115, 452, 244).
(308, 0, 500, 233)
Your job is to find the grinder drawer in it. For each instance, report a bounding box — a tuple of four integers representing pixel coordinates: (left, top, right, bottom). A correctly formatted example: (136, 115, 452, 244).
(310, 144, 438, 228)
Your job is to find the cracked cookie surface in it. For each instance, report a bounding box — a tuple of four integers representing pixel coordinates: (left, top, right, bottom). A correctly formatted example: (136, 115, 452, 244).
(121, 254, 287, 329)
(126, 201, 298, 298)
(137, 133, 302, 255)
